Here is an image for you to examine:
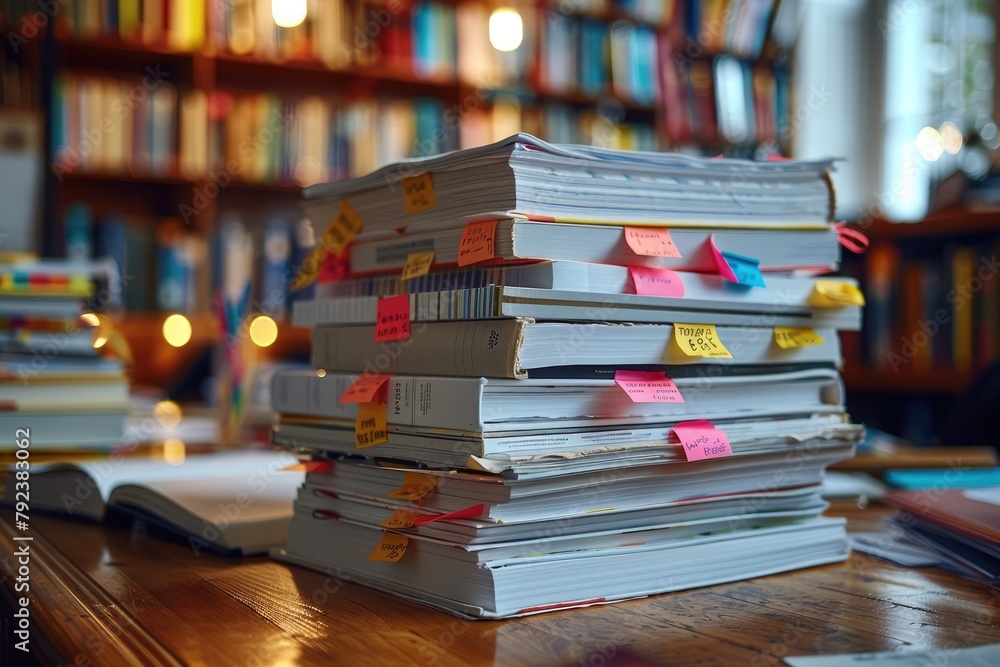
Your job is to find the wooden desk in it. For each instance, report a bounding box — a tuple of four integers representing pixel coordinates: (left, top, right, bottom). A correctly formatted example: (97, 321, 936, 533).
(1, 502, 998, 666)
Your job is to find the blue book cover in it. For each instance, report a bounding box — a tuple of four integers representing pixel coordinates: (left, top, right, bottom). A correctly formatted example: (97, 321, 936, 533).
(261, 219, 292, 320)
(96, 215, 127, 310)
(65, 203, 92, 261)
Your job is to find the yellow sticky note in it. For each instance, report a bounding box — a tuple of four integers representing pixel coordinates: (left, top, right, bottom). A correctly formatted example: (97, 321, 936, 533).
(366, 532, 408, 562)
(355, 402, 388, 449)
(388, 472, 437, 501)
(808, 280, 866, 307)
(321, 200, 363, 255)
(774, 327, 825, 349)
(673, 324, 733, 359)
(400, 251, 436, 281)
(402, 173, 436, 214)
(290, 245, 326, 291)
(380, 510, 417, 529)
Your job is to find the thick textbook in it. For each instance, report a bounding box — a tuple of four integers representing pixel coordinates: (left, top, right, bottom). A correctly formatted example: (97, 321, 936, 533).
(302, 133, 836, 233)
(2, 451, 303, 555)
(271, 368, 843, 433)
(346, 220, 842, 275)
(310, 319, 842, 378)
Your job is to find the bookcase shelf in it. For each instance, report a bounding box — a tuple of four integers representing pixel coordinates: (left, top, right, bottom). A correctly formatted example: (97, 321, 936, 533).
(841, 367, 974, 394)
(861, 207, 1000, 239)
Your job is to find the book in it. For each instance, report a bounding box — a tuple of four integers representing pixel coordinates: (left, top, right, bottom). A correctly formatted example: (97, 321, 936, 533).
(308, 320, 842, 378)
(3, 450, 303, 556)
(301, 133, 836, 234)
(345, 220, 842, 275)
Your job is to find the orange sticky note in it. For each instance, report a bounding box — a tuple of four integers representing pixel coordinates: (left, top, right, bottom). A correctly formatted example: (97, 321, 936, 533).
(380, 509, 417, 529)
(355, 402, 388, 449)
(366, 532, 409, 562)
(672, 419, 732, 462)
(375, 294, 411, 342)
(338, 373, 392, 404)
(457, 220, 498, 267)
(400, 251, 436, 281)
(623, 227, 682, 258)
(321, 200, 363, 255)
(614, 371, 684, 403)
(290, 245, 326, 291)
(402, 173, 436, 214)
(279, 461, 333, 473)
(629, 267, 685, 297)
(388, 472, 437, 501)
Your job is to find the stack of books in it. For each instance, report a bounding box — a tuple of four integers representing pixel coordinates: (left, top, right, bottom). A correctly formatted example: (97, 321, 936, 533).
(0, 258, 128, 450)
(270, 134, 866, 618)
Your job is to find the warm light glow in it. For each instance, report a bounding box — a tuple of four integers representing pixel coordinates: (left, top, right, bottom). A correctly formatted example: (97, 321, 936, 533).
(940, 121, 962, 154)
(272, 0, 307, 28)
(316, 369, 327, 377)
(489, 8, 523, 52)
(80, 312, 100, 327)
(163, 439, 186, 465)
(915, 126, 944, 161)
(249, 315, 279, 348)
(162, 314, 192, 347)
(93, 336, 108, 349)
(154, 400, 183, 430)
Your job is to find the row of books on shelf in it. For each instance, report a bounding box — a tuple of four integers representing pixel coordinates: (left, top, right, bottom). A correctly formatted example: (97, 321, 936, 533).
(51, 73, 661, 184)
(860, 242, 1000, 376)
(63, 202, 315, 316)
(1, 38, 37, 108)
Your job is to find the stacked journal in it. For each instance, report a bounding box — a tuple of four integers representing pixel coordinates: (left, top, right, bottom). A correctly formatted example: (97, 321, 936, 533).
(0, 258, 128, 451)
(270, 134, 866, 618)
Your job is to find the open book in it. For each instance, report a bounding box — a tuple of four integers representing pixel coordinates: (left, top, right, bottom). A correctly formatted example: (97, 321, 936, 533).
(3, 450, 303, 556)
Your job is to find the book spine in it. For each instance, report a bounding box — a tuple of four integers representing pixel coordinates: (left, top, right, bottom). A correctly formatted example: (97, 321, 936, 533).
(389, 376, 486, 431)
(311, 319, 526, 378)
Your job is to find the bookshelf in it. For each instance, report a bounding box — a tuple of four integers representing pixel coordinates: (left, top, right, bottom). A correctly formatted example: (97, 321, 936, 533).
(24, 0, 795, 390)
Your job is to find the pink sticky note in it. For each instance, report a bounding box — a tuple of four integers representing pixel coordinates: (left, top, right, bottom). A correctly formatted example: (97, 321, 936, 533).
(375, 294, 411, 342)
(628, 266, 685, 297)
(708, 235, 739, 282)
(614, 371, 684, 403)
(623, 227, 682, 258)
(766, 154, 792, 161)
(672, 419, 733, 462)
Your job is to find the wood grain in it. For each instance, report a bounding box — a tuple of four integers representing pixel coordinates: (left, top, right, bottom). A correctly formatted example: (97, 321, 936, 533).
(1, 502, 998, 666)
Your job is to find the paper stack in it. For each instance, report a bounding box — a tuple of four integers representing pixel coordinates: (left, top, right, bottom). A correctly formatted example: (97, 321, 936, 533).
(270, 135, 866, 618)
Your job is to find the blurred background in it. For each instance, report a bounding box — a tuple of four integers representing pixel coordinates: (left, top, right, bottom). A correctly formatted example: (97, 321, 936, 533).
(0, 0, 997, 447)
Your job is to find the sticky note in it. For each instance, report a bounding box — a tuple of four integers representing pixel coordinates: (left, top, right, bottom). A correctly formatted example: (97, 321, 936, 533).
(339, 373, 392, 404)
(623, 227, 682, 258)
(629, 266, 685, 297)
(774, 327, 825, 349)
(672, 419, 733, 462)
(402, 173, 436, 214)
(388, 472, 437, 501)
(614, 371, 684, 403)
(766, 154, 792, 162)
(321, 200, 363, 255)
(366, 532, 408, 562)
(673, 324, 733, 359)
(710, 236, 765, 287)
(380, 510, 417, 529)
(457, 220, 498, 266)
(808, 280, 866, 307)
(400, 251, 436, 281)
(279, 461, 333, 473)
(290, 245, 326, 291)
(318, 252, 349, 284)
(355, 402, 388, 449)
(375, 294, 411, 342)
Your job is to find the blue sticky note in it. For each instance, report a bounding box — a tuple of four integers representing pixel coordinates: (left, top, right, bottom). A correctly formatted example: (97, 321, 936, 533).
(722, 251, 766, 288)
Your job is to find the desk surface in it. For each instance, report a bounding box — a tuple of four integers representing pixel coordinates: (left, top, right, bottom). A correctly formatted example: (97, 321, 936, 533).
(2, 503, 999, 667)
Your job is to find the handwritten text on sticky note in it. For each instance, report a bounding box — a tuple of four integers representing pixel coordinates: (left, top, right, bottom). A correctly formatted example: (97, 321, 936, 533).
(366, 532, 409, 562)
(388, 472, 437, 501)
(629, 266, 685, 297)
(402, 173, 436, 214)
(321, 200, 363, 255)
(401, 251, 436, 281)
(614, 371, 684, 403)
(624, 227, 682, 258)
(774, 327, 824, 349)
(674, 324, 733, 359)
(355, 401, 388, 449)
(672, 419, 732, 462)
(375, 294, 411, 341)
(380, 510, 417, 529)
(339, 373, 392, 404)
(457, 220, 498, 266)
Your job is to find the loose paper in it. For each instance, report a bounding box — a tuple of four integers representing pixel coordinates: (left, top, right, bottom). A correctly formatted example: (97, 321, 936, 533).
(629, 266, 685, 297)
(355, 402, 388, 449)
(773, 327, 824, 349)
(402, 173, 436, 214)
(339, 373, 392, 404)
(623, 227, 682, 258)
(672, 420, 733, 462)
(400, 251, 436, 281)
(457, 220, 498, 266)
(366, 532, 409, 562)
(673, 324, 733, 359)
(614, 371, 684, 403)
(375, 294, 411, 342)
(388, 472, 437, 501)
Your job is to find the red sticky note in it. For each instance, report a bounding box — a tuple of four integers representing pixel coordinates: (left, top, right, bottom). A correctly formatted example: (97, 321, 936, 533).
(457, 220, 498, 266)
(766, 154, 792, 161)
(339, 373, 392, 404)
(375, 294, 411, 342)
(672, 419, 732, 462)
(623, 227, 682, 258)
(614, 371, 684, 403)
(318, 252, 349, 284)
(629, 266, 685, 297)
